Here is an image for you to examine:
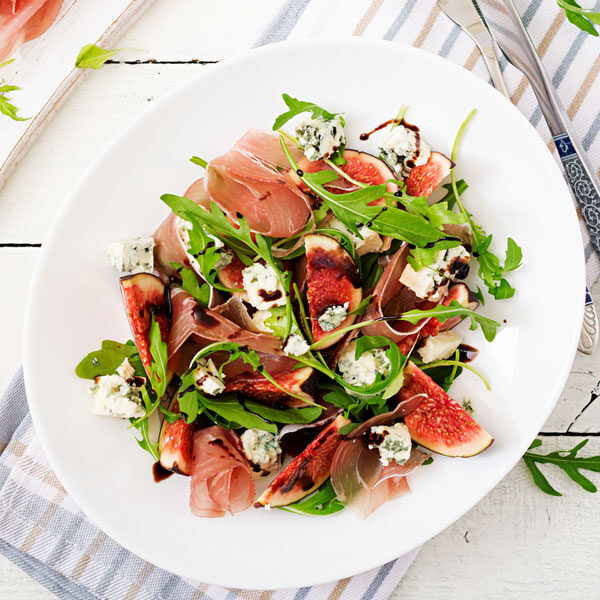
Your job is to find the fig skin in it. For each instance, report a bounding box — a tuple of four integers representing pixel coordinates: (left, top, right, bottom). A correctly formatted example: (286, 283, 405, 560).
(401, 362, 493, 457)
(405, 151, 454, 198)
(119, 273, 170, 377)
(224, 366, 316, 407)
(255, 414, 350, 508)
(159, 396, 196, 476)
(305, 234, 362, 350)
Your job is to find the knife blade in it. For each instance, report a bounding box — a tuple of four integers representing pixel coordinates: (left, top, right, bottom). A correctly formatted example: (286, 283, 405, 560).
(438, 0, 598, 354)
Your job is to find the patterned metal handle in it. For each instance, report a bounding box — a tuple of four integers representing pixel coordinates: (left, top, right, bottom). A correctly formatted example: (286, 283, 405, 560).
(553, 133, 600, 258)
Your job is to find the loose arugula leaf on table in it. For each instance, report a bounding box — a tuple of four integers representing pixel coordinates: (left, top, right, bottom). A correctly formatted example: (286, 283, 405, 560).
(170, 262, 211, 307)
(75, 340, 144, 379)
(190, 156, 208, 168)
(400, 300, 500, 342)
(276, 480, 344, 516)
(273, 93, 344, 130)
(523, 438, 600, 496)
(557, 0, 600, 36)
(0, 59, 30, 122)
(75, 44, 125, 69)
(280, 140, 444, 247)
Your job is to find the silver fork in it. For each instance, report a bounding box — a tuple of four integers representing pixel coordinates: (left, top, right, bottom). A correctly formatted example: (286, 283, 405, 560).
(437, 0, 598, 354)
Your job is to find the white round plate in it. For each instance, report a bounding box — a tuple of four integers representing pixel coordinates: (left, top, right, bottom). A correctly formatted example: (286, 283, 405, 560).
(24, 38, 584, 589)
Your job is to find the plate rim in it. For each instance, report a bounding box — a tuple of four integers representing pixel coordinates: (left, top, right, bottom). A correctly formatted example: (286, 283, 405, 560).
(23, 37, 585, 589)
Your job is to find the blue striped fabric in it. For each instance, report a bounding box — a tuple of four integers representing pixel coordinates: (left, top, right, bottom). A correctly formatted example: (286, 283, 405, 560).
(2, 1, 600, 599)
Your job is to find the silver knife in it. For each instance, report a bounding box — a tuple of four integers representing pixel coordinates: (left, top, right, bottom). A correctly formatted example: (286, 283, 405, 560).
(437, 0, 598, 354)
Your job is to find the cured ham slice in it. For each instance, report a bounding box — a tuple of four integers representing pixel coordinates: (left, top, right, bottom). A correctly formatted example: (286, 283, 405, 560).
(331, 439, 428, 518)
(205, 129, 313, 238)
(167, 288, 283, 374)
(0, 0, 63, 61)
(190, 426, 255, 517)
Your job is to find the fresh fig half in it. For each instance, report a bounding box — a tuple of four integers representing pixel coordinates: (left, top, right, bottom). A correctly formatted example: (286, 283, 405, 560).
(405, 151, 454, 198)
(224, 366, 316, 406)
(255, 414, 350, 508)
(305, 234, 362, 349)
(401, 361, 493, 457)
(120, 273, 170, 377)
(159, 396, 196, 475)
(216, 253, 248, 301)
(291, 149, 397, 199)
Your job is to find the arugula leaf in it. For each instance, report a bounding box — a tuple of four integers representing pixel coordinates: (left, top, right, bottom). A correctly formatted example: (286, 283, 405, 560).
(170, 262, 210, 307)
(276, 480, 344, 516)
(190, 156, 208, 168)
(244, 400, 322, 424)
(360, 253, 383, 290)
(280, 140, 444, 247)
(439, 179, 468, 210)
(273, 93, 344, 130)
(262, 306, 290, 339)
(400, 300, 500, 342)
(523, 438, 600, 496)
(0, 60, 30, 122)
(449, 110, 523, 298)
(557, 0, 599, 35)
(75, 340, 144, 379)
(201, 395, 277, 432)
(407, 239, 461, 272)
(147, 316, 168, 398)
(130, 386, 160, 461)
(159, 405, 181, 424)
(75, 43, 124, 69)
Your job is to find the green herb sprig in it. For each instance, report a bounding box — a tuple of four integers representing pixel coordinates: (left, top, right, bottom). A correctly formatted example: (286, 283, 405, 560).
(273, 93, 345, 130)
(170, 262, 211, 306)
(75, 44, 125, 69)
(557, 0, 600, 36)
(0, 59, 30, 122)
(523, 438, 600, 495)
(75, 339, 144, 379)
(276, 480, 344, 516)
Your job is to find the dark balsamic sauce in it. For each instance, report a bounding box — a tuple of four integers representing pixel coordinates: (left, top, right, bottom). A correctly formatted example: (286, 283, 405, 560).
(258, 288, 283, 302)
(152, 462, 173, 483)
(359, 118, 399, 141)
(458, 344, 478, 363)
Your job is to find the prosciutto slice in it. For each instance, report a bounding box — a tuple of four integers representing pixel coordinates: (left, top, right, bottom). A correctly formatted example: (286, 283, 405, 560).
(167, 288, 284, 374)
(190, 426, 255, 517)
(205, 129, 313, 237)
(0, 0, 62, 61)
(331, 439, 429, 518)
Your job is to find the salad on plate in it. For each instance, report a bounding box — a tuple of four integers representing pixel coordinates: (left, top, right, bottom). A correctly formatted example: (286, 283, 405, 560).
(75, 94, 522, 519)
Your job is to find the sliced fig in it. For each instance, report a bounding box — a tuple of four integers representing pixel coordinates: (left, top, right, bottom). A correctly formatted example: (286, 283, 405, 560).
(159, 396, 196, 475)
(224, 366, 316, 406)
(216, 253, 248, 300)
(401, 361, 493, 457)
(305, 234, 362, 349)
(406, 151, 454, 198)
(255, 414, 350, 507)
(120, 273, 170, 377)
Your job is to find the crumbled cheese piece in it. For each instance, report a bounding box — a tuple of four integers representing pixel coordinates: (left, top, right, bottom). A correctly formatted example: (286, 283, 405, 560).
(241, 429, 281, 474)
(241, 262, 286, 311)
(400, 245, 470, 300)
(251, 310, 276, 334)
(194, 358, 225, 396)
(107, 237, 155, 274)
(284, 333, 310, 357)
(318, 302, 349, 332)
(295, 116, 346, 162)
(418, 331, 462, 364)
(175, 217, 233, 272)
(337, 340, 391, 388)
(378, 124, 431, 178)
(116, 358, 136, 379)
(89, 374, 144, 419)
(368, 423, 412, 466)
(326, 216, 383, 256)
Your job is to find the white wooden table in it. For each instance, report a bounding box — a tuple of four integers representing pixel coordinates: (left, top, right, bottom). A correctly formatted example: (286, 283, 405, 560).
(1, 1, 599, 598)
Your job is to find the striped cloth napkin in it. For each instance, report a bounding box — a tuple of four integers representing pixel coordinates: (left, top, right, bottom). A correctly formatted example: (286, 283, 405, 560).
(1, 1, 600, 600)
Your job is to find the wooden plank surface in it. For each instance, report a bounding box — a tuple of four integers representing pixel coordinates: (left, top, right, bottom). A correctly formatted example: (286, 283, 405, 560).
(1, 1, 599, 599)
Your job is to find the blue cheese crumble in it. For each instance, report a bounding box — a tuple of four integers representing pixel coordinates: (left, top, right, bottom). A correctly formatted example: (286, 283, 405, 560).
(378, 124, 431, 178)
(175, 217, 233, 272)
(368, 423, 412, 466)
(107, 237, 155, 274)
(193, 358, 225, 395)
(418, 330, 462, 363)
(241, 429, 282, 475)
(326, 216, 383, 255)
(318, 302, 349, 332)
(400, 245, 470, 300)
(241, 262, 286, 311)
(337, 340, 391, 388)
(89, 364, 144, 419)
(295, 116, 346, 162)
(283, 333, 310, 357)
